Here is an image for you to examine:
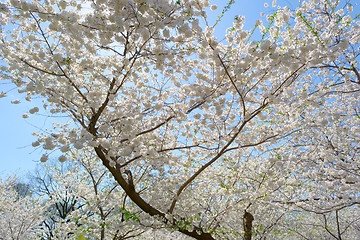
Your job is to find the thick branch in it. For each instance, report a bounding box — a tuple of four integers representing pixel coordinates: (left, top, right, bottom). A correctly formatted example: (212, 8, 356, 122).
(169, 103, 269, 214)
(93, 147, 215, 240)
(243, 211, 254, 240)
(169, 115, 256, 214)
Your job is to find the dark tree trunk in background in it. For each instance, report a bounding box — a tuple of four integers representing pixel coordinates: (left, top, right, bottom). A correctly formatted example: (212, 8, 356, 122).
(243, 211, 254, 240)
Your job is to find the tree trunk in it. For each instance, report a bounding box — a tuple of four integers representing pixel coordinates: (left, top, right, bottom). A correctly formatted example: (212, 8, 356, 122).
(243, 211, 254, 240)
(95, 147, 215, 240)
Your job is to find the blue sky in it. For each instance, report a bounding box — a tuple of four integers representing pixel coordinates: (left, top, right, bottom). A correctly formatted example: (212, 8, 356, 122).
(0, 0, 286, 179)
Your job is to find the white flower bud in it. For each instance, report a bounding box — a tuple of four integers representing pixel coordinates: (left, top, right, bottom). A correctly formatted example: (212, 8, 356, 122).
(29, 107, 39, 114)
(60, 145, 70, 152)
(40, 154, 48, 162)
(58, 155, 67, 162)
(74, 142, 83, 149)
(210, 5, 217, 11)
(0, 92, 7, 98)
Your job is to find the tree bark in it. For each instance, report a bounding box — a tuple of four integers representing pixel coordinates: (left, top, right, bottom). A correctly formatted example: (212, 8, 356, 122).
(94, 147, 214, 240)
(243, 211, 254, 240)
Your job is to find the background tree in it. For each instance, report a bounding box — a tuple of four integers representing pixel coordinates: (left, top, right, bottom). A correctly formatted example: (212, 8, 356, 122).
(0, 177, 47, 240)
(271, 205, 360, 240)
(29, 151, 147, 240)
(29, 159, 81, 239)
(12, 181, 33, 197)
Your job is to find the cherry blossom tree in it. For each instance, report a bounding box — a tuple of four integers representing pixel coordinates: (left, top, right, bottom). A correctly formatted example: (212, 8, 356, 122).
(272, 205, 360, 240)
(0, 177, 47, 240)
(31, 151, 146, 240)
(29, 160, 78, 239)
(0, 0, 359, 239)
